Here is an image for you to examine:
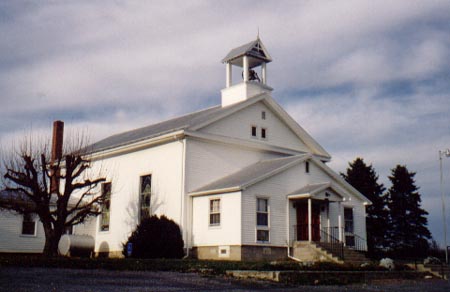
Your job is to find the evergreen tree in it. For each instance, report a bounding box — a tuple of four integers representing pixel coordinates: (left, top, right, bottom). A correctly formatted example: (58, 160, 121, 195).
(341, 157, 388, 256)
(387, 165, 431, 257)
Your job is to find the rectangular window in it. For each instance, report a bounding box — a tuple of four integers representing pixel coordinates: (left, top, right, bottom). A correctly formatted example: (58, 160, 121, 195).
(256, 198, 268, 226)
(344, 208, 354, 233)
(256, 198, 269, 242)
(305, 161, 310, 173)
(251, 126, 257, 137)
(100, 182, 111, 232)
(261, 111, 266, 120)
(261, 128, 267, 139)
(209, 199, 220, 226)
(21, 213, 36, 236)
(140, 174, 152, 220)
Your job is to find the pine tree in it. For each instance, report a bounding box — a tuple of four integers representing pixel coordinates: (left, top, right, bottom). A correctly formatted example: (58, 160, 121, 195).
(341, 158, 388, 256)
(387, 165, 431, 257)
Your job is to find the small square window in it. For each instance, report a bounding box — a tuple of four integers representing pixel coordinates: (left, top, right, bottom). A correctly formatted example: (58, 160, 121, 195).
(257, 230, 269, 242)
(261, 128, 267, 139)
(261, 111, 266, 120)
(251, 126, 257, 137)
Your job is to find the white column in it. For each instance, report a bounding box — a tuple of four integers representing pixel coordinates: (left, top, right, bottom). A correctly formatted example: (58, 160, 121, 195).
(308, 198, 312, 242)
(338, 202, 342, 242)
(261, 62, 267, 85)
(243, 56, 249, 82)
(226, 63, 232, 88)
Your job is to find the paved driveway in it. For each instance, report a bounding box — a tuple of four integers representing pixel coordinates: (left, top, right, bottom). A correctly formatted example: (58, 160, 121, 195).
(1, 267, 449, 292)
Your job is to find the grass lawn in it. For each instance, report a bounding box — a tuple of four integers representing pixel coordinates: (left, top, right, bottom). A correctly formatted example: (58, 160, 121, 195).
(0, 254, 397, 274)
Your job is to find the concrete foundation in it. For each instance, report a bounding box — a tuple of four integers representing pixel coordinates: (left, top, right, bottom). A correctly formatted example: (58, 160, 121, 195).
(192, 245, 287, 261)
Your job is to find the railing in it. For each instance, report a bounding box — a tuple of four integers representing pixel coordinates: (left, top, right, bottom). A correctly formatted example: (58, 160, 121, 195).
(345, 232, 367, 252)
(319, 227, 344, 261)
(292, 225, 368, 261)
(293, 225, 344, 260)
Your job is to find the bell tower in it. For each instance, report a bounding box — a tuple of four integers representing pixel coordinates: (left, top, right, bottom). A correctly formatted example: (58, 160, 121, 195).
(221, 37, 273, 107)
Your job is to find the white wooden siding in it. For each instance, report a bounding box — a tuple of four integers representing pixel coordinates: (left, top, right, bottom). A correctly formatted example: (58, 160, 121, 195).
(87, 140, 184, 254)
(191, 192, 241, 246)
(0, 212, 45, 253)
(198, 101, 310, 152)
(243, 160, 368, 247)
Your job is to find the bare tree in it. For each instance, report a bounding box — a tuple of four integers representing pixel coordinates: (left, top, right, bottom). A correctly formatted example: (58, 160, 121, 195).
(0, 121, 106, 256)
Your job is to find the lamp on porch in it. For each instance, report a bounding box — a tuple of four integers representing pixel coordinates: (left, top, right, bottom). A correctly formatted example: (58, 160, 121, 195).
(439, 149, 450, 264)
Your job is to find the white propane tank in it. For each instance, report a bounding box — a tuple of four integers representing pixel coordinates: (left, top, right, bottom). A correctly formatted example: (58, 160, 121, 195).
(58, 234, 95, 257)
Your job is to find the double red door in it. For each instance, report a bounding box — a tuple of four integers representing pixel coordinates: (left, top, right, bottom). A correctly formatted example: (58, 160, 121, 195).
(296, 200, 320, 241)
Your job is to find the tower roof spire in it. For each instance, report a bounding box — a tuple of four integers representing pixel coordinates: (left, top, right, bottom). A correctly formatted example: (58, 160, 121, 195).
(222, 38, 272, 68)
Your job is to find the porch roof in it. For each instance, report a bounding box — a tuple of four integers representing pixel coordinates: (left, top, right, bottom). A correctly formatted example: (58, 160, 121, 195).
(189, 154, 310, 196)
(287, 182, 344, 201)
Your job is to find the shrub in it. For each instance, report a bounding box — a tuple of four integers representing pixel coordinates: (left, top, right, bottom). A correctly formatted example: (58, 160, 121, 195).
(123, 215, 184, 259)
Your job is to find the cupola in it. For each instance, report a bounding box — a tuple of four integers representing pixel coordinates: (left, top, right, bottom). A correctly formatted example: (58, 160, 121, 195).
(221, 37, 273, 107)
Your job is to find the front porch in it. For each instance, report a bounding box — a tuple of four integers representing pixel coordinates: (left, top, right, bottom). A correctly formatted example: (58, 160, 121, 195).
(288, 183, 367, 263)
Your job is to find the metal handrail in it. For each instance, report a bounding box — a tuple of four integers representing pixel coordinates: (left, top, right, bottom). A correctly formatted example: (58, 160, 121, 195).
(319, 227, 344, 261)
(293, 225, 344, 260)
(347, 232, 367, 252)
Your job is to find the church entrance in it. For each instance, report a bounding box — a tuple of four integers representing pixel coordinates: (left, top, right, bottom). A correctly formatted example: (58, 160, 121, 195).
(295, 200, 320, 241)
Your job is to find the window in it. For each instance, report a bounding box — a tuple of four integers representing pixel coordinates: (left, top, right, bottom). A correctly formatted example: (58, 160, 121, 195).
(209, 199, 220, 226)
(100, 182, 111, 232)
(261, 128, 267, 139)
(21, 213, 36, 236)
(257, 230, 270, 242)
(256, 198, 269, 242)
(261, 111, 266, 120)
(305, 161, 310, 173)
(140, 174, 152, 220)
(344, 208, 354, 233)
(251, 126, 257, 137)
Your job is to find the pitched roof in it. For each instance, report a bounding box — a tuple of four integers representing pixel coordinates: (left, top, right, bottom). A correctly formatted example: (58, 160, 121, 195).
(222, 38, 272, 65)
(86, 94, 331, 159)
(87, 104, 227, 154)
(190, 155, 309, 195)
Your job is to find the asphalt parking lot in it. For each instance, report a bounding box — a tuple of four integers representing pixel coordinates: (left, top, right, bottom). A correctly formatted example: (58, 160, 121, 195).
(1, 267, 449, 292)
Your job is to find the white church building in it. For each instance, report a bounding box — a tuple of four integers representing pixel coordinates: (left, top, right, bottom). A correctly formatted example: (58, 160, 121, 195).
(1, 38, 370, 262)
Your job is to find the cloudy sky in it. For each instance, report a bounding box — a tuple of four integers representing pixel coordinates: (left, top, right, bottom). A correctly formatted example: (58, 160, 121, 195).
(1, 1, 450, 245)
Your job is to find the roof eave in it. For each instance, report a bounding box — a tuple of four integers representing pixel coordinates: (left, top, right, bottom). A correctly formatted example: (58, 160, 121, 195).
(189, 186, 242, 197)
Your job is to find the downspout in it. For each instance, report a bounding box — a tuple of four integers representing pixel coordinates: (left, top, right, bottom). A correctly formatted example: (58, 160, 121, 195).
(286, 198, 301, 262)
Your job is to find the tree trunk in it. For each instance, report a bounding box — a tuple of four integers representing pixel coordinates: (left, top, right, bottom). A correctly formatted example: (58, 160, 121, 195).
(42, 225, 62, 257)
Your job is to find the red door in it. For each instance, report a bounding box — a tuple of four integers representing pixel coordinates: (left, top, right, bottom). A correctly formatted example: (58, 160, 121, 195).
(296, 200, 320, 241)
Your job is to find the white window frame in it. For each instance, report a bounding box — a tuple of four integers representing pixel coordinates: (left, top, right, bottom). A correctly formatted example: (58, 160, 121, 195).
(99, 182, 112, 233)
(139, 174, 152, 221)
(256, 197, 270, 243)
(209, 198, 221, 227)
(21, 213, 37, 237)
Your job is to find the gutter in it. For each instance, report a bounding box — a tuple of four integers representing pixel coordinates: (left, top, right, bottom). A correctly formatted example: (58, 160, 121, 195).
(189, 186, 242, 197)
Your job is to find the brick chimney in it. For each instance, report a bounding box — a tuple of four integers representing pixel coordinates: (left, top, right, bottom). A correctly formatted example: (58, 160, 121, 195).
(50, 120, 64, 194)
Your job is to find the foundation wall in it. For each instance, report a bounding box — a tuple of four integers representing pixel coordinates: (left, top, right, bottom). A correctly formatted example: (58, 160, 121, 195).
(193, 245, 287, 261)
